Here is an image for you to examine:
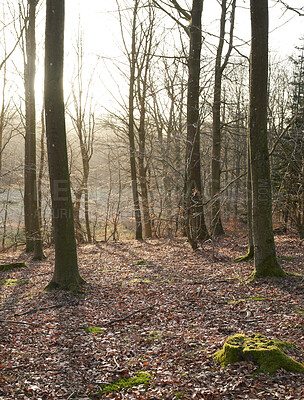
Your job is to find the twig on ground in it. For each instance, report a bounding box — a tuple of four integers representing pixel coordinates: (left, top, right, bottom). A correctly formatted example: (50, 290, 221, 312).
(0, 319, 34, 326)
(113, 356, 120, 369)
(103, 298, 178, 326)
(104, 304, 156, 326)
(14, 302, 78, 317)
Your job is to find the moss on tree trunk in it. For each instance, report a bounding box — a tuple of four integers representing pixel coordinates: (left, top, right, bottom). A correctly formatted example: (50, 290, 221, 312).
(253, 255, 286, 278)
(234, 246, 254, 262)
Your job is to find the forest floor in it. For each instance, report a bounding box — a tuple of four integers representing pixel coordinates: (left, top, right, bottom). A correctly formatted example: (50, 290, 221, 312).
(0, 234, 303, 399)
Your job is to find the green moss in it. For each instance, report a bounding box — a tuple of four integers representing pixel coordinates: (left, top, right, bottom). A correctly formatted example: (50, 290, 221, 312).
(84, 326, 104, 334)
(0, 262, 28, 272)
(234, 248, 254, 263)
(130, 278, 151, 284)
(228, 298, 246, 305)
(98, 371, 151, 395)
(287, 272, 304, 278)
(0, 278, 30, 287)
(253, 256, 286, 279)
(214, 334, 304, 374)
(228, 295, 267, 305)
(135, 260, 148, 266)
(148, 330, 162, 340)
(294, 307, 304, 315)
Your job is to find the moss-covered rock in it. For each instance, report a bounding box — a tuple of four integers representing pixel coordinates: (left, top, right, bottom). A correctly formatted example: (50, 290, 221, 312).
(214, 334, 304, 374)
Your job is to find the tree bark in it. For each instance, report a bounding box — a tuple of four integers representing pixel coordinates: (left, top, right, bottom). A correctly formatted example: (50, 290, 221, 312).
(211, 0, 227, 237)
(185, 0, 209, 249)
(249, 0, 285, 277)
(137, 10, 153, 239)
(128, 0, 143, 240)
(38, 107, 45, 231)
(234, 144, 254, 262)
(44, 0, 84, 290)
(24, 0, 44, 259)
(211, 0, 236, 236)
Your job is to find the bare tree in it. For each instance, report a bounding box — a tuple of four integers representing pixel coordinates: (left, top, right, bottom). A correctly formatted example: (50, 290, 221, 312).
(184, 0, 209, 248)
(211, 0, 236, 236)
(153, 0, 209, 248)
(116, 0, 143, 239)
(68, 28, 96, 243)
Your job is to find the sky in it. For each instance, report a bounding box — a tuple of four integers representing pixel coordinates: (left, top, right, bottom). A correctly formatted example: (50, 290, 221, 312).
(64, 0, 303, 57)
(1, 0, 303, 112)
(61, 0, 304, 110)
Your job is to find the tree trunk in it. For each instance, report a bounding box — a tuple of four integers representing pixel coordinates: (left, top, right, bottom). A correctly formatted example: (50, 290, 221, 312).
(0, 64, 6, 177)
(38, 107, 45, 230)
(137, 22, 153, 239)
(44, 0, 84, 290)
(211, 0, 226, 237)
(249, 0, 285, 277)
(185, 0, 209, 249)
(128, 0, 143, 240)
(24, 0, 44, 259)
(211, 0, 236, 236)
(246, 144, 254, 258)
(83, 173, 91, 242)
(138, 151, 152, 238)
(234, 144, 254, 262)
(73, 185, 85, 243)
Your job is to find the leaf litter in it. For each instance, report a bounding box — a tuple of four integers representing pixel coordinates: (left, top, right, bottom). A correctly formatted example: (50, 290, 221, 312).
(0, 235, 303, 399)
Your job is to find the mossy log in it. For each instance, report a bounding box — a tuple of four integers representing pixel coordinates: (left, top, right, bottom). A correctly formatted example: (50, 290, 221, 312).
(214, 334, 304, 374)
(0, 262, 28, 272)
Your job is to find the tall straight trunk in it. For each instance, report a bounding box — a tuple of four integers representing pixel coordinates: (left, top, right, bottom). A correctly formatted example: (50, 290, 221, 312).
(138, 128, 152, 238)
(82, 155, 91, 242)
(0, 63, 7, 177)
(233, 94, 242, 219)
(128, 0, 143, 240)
(249, 0, 284, 277)
(44, 0, 84, 290)
(235, 144, 254, 262)
(137, 12, 153, 239)
(211, 0, 226, 237)
(211, 0, 236, 236)
(185, 0, 209, 249)
(73, 185, 85, 243)
(24, 0, 44, 259)
(84, 184, 91, 242)
(74, 134, 91, 243)
(246, 144, 254, 256)
(38, 107, 45, 229)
